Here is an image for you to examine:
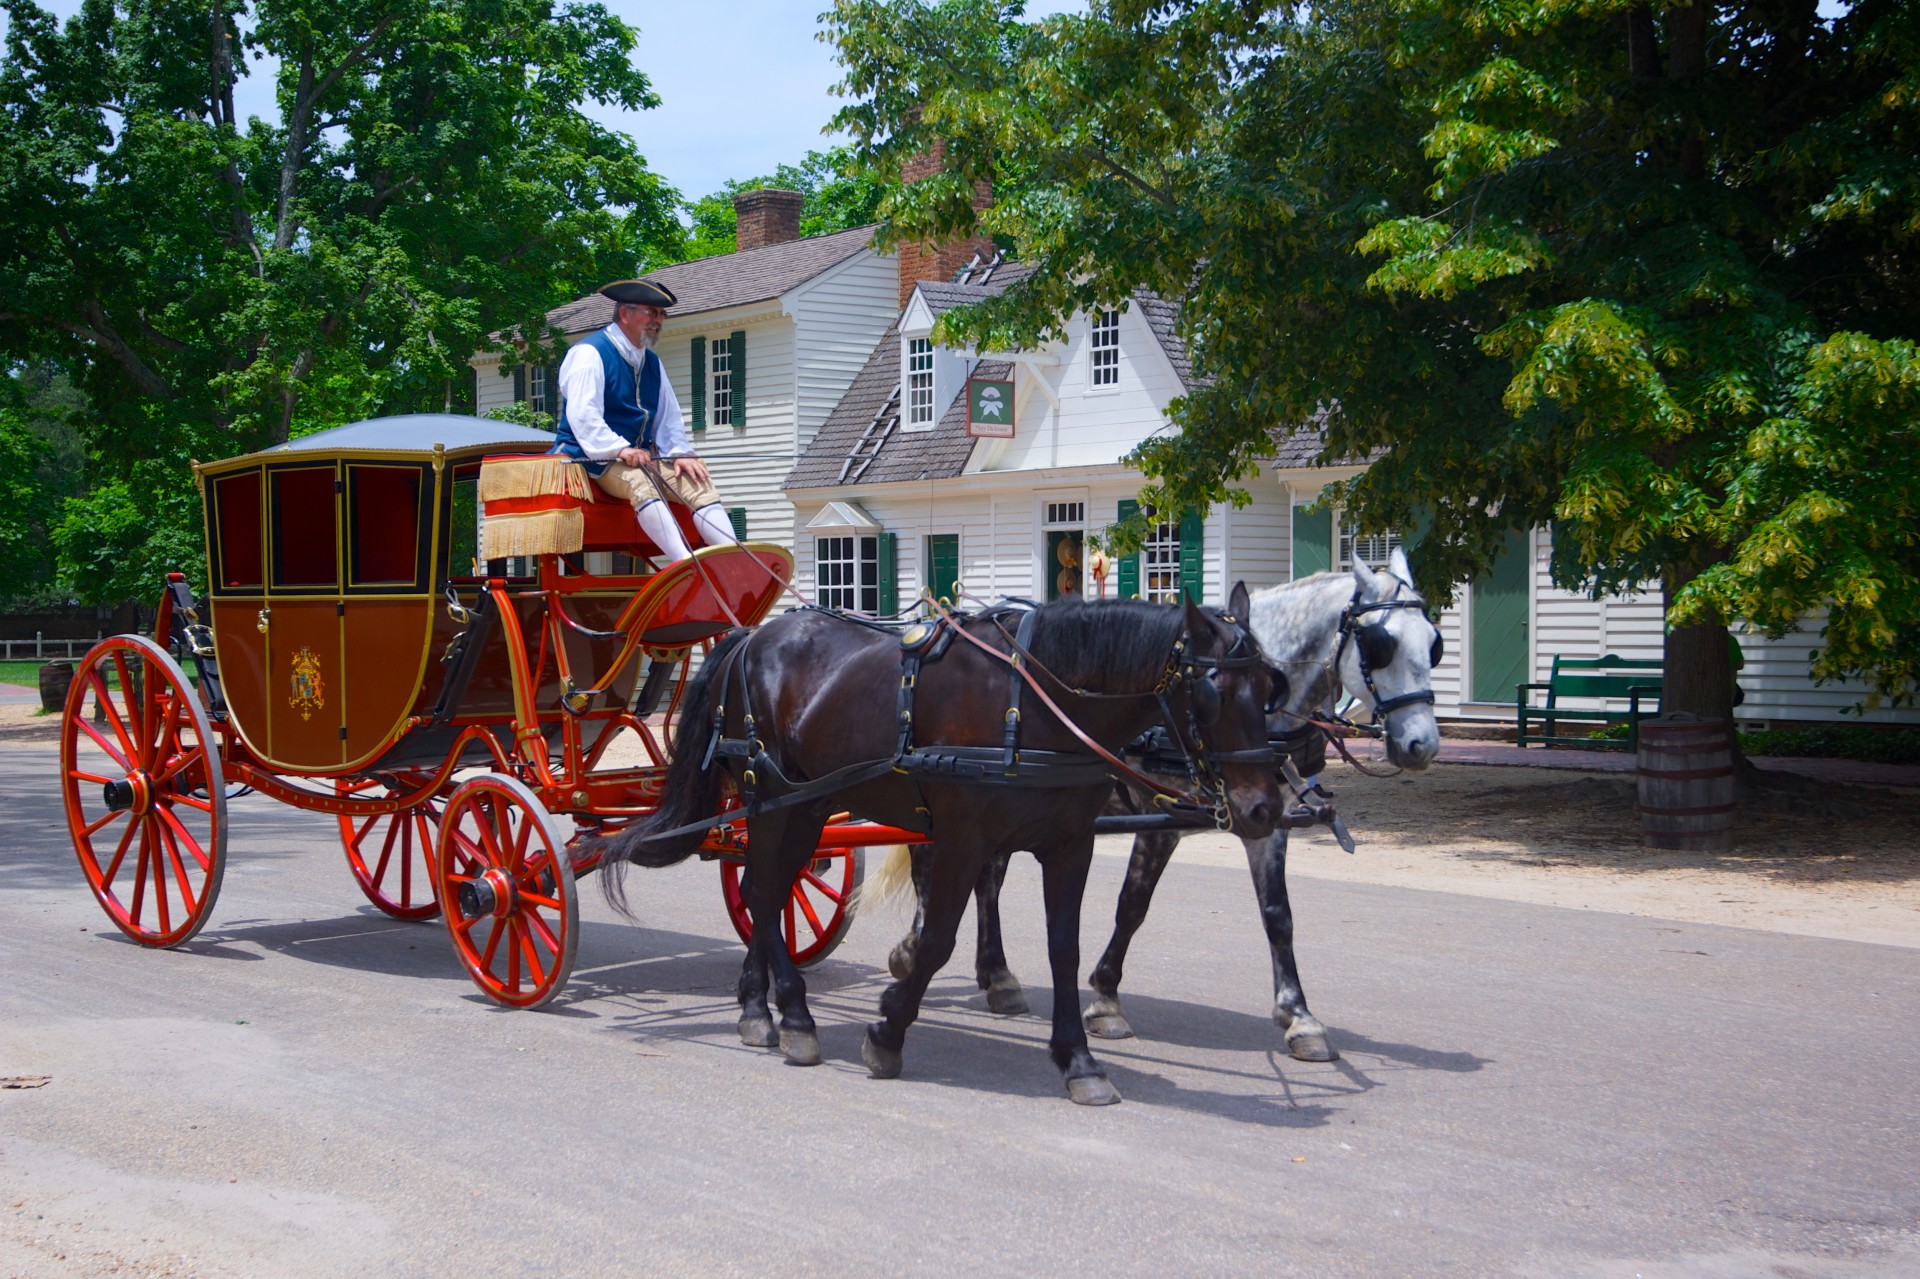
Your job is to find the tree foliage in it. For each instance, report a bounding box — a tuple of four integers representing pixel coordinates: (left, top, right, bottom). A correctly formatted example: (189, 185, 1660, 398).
(825, 0, 1920, 709)
(679, 144, 889, 260)
(1, 0, 680, 601)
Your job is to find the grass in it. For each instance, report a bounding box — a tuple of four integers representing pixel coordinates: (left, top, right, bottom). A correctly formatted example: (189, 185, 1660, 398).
(1588, 718, 1920, 763)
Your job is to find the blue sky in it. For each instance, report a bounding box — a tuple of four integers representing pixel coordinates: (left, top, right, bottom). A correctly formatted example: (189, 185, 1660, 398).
(3, 1, 1082, 203)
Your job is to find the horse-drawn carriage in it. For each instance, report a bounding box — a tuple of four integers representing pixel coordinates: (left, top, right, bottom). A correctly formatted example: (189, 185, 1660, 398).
(58, 414, 920, 1008)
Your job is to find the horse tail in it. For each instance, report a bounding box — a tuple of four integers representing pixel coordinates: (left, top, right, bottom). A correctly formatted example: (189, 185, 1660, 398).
(591, 627, 751, 917)
(850, 843, 915, 917)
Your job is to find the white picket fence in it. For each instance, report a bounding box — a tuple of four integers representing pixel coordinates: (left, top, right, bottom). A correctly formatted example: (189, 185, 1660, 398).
(0, 635, 105, 662)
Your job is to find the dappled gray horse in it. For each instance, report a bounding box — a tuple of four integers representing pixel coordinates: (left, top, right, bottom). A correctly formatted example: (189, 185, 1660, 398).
(885, 547, 1441, 1062)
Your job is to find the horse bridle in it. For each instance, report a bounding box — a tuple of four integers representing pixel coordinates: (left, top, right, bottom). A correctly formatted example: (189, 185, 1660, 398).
(1149, 618, 1280, 827)
(1331, 578, 1441, 721)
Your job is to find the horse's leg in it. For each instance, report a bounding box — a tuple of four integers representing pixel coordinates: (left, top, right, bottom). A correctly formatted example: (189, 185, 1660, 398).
(886, 842, 935, 981)
(864, 843, 978, 1081)
(750, 812, 830, 1066)
(973, 850, 1027, 1015)
(1083, 828, 1181, 1040)
(1247, 828, 1337, 1062)
(1039, 835, 1119, 1105)
(736, 846, 777, 1049)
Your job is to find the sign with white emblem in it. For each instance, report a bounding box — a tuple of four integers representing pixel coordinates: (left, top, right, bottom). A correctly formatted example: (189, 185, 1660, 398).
(966, 378, 1015, 438)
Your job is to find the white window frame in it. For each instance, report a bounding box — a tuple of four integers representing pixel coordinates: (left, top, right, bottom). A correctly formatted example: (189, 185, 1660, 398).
(1338, 514, 1402, 572)
(1142, 516, 1181, 603)
(815, 534, 881, 614)
(709, 336, 734, 426)
(1089, 309, 1121, 389)
(905, 337, 935, 428)
(527, 365, 550, 415)
(1042, 500, 1086, 529)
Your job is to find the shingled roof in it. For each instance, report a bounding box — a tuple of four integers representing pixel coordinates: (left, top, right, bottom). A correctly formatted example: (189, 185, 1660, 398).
(1271, 411, 1381, 468)
(530, 225, 880, 338)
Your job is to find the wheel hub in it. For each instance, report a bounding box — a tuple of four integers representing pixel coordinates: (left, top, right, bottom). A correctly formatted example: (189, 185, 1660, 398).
(102, 772, 153, 817)
(456, 866, 518, 921)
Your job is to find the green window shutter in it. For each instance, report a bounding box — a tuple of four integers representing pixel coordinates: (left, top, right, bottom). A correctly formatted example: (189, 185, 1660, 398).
(925, 534, 959, 603)
(1178, 507, 1205, 603)
(876, 531, 897, 615)
(729, 330, 747, 427)
(689, 336, 706, 431)
(547, 363, 561, 415)
(727, 506, 747, 540)
(512, 364, 526, 402)
(1293, 503, 1332, 579)
(1115, 499, 1140, 599)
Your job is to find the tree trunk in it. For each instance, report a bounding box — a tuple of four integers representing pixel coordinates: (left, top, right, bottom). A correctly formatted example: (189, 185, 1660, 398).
(1662, 558, 1761, 794)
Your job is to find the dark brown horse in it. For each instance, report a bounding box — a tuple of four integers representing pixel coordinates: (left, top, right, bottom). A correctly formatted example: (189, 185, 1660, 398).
(594, 585, 1283, 1105)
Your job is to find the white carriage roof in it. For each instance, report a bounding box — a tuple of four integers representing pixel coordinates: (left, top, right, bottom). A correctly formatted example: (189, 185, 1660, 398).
(263, 415, 557, 456)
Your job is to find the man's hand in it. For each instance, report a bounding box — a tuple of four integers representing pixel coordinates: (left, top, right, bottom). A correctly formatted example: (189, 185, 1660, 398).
(618, 446, 653, 468)
(669, 455, 711, 486)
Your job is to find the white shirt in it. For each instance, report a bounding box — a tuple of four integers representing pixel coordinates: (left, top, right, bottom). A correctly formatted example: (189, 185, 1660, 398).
(556, 324, 693, 461)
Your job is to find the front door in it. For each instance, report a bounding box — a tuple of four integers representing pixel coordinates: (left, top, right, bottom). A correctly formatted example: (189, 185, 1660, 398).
(1470, 528, 1530, 703)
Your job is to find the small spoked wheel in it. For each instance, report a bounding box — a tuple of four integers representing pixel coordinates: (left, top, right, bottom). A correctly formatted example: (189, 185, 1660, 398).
(59, 635, 228, 948)
(337, 773, 444, 920)
(435, 775, 578, 1008)
(720, 846, 862, 968)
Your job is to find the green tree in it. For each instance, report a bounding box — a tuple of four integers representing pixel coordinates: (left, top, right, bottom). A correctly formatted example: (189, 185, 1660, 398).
(680, 145, 890, 259)
(0, 364, 88, 606)
(825, 0, 1919, 716)
(1, 0, 682, 602)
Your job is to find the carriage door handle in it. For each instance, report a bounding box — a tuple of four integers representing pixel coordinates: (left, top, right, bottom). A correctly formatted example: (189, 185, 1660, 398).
(256, 607, 271, 633)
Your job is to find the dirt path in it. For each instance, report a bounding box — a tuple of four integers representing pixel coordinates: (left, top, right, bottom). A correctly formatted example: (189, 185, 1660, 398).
(1157, 760, 1919, 949)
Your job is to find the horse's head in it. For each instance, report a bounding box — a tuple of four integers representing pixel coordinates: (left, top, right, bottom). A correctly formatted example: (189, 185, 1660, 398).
(1336, 547, 1442, 770)
(1174, 582, 1287, 838)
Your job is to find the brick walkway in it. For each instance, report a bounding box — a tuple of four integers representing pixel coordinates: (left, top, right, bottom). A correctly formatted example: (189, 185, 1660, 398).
(1340, 736, 1920, 789)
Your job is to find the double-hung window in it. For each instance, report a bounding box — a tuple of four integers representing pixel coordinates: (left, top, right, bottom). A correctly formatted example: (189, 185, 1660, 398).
(906, 338, 935, 427)
(1090, 309, 1120, 387)
(1338, 519, 1402, 572)
(527, 365, 550, 416)
(815, 535, 880, 614)
(1142, 517, 1182, 603)
(709, 336, 734, 425)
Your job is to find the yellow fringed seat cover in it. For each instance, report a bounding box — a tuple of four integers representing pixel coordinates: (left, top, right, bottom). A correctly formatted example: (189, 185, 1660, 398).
(478, 454, 595, 560)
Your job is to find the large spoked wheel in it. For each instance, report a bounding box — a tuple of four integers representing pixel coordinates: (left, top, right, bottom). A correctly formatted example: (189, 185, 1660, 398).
(720, 846, 862, 968)
(435, 775, 578, 1008)
(337, 773, 444, 920)
(59, 635, 228, 948)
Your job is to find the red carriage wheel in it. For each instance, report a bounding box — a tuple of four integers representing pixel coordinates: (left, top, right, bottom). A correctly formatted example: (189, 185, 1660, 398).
(59, 635, 228, 948)
(435, 775, 578, 1008)
(336, 774, 444, 919)
(720, 846, 862, 968)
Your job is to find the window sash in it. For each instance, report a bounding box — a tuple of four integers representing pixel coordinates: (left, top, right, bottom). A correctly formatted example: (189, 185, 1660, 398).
(1090, 310, 1120, 387)
(1142, 518, 1181, 603)
(815, 535, 880, 614)
(1338, 518, 1402, 571)
(710, 337, 733, 424)
(528, 365, 549, 415)
(907, 338, 934, 426)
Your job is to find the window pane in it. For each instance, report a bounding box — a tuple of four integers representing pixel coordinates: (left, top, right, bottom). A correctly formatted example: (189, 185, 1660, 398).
(271, 466, 339, 588)
(447, 474, 479, 578)
(212, 471, 263, 590)
(348, 466, 423, 586)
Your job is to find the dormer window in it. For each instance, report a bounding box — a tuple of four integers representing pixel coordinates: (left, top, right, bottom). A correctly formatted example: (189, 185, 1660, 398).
(1090, 309, 1120, 387)
(906, 338, 935, 427)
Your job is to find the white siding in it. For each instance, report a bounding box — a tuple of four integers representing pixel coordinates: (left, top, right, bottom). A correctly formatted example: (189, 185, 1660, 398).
(983, 306, 1182, 473)
(1224, 491, 1292, 594)
(659, 311, 799, 550)
(788, 250, 900, 452)
(474, 355, 517, 414)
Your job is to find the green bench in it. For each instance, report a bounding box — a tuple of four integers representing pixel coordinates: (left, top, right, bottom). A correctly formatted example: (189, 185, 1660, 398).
(1516, 654, 1664, 751)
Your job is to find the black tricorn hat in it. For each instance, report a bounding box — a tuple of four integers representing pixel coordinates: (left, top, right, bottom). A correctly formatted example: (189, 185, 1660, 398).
(599, 279, 676, 308)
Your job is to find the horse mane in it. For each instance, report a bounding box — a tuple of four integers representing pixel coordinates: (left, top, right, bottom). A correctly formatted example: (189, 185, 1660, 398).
(981, 596, 1185, 693)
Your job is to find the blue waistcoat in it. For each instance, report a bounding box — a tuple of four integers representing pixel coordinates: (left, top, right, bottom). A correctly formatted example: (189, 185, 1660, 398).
(553, 330, 662, 477)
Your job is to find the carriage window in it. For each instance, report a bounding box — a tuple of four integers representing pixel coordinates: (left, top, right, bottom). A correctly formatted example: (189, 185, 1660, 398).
(271, 466, 339, 588)
(210, 471, 264, 590)
(816, 535, 878, 614)
(446, 474, 480, 578)
(348, 465, 425, 587)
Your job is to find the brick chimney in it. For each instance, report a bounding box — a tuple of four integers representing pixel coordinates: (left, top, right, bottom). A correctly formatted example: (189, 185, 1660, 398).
(734, 188, 805, 253)
(898, 139, 995, 311)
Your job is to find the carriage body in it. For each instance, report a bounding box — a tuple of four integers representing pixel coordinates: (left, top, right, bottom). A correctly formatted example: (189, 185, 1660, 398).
(60, 414, 902, 1008)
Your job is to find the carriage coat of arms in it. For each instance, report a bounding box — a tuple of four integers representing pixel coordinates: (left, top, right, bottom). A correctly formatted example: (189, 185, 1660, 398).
(288, 646, 326, 720)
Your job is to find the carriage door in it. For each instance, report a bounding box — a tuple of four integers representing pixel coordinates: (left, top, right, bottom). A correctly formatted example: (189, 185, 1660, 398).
(205, 468, 272, 754)
(263, 462, 347, 768)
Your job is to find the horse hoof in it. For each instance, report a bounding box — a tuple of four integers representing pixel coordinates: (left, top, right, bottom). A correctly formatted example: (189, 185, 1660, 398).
(779, 1028, 821, 1067)
(861, 1028, 902, 1079)
(737, 1015, 778, 1048)
(1287, 1032, 1338, 1063)
(984, 980, 1029, 1017)
(887, 943, 915, 982)
(1084, 1003, 1134, 1040)
(1065, 1074, 1122, 1106)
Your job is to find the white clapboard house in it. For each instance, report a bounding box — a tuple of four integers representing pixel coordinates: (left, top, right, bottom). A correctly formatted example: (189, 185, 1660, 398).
(472, 190, 898, 551)
(784, 258, 1301, 616)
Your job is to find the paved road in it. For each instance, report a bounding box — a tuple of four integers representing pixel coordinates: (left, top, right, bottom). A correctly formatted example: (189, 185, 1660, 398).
(2, 743, 1915, 1278)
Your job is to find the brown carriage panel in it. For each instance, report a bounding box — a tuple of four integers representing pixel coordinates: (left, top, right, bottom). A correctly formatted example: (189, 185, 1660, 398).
(266, 599, 345, 768)
(208, 595, 273, 757)
(342, 599, 434, 762)
(559, 593, 643, 705)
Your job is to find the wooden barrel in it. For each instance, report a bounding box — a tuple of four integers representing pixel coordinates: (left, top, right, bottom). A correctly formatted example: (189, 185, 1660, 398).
(37, 661, 74, 714)
(1637, 716, 1735, 851)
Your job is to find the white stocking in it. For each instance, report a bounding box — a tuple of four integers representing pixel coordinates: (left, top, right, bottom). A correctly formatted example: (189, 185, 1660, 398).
(692, 503, 740, 548)
(635, 499, 691, 563)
